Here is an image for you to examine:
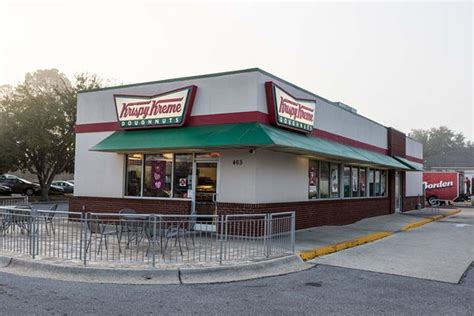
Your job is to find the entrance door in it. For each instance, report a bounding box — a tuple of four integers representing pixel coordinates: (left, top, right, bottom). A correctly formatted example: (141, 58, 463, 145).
(395, 171, 401, 213)
(193, 162, 218, 217)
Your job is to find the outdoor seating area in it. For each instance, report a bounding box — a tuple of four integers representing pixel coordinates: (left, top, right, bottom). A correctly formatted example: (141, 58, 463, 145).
(0, 203, 295, 268)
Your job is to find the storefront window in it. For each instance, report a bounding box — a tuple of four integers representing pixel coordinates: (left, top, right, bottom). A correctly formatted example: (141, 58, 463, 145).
(173, 154, 193, 198)
(143, 154, 173, 198)
(380, 170, 387, 197)
(369, 169, 375, 196)
(375, 170, 381, 196)
(330, 164, 339, 198)
(343, 167, 351, 197)
(359, 168, 366, 197)
(320, 162, 330, 199)
(308, 160, 319, 199)
(352, 167, 359, 197)
(125, 154, 143, 196)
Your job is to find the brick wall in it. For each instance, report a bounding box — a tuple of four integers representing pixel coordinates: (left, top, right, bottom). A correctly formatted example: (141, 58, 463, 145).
(403, 196, 423, 212)
(70, 196, 392, 230)
(388, 127, 406, 157)
(69, 196, 191, 215)
(217, 198, 390, 230)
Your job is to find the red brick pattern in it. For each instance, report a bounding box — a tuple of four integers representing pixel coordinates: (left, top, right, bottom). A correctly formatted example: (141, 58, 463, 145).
(70, 196, 392, 230)
(403, 196, 423, 212)
(69, 196, 191, 215)
(217, 198, 390, 230)
(388, 127, 406, 157)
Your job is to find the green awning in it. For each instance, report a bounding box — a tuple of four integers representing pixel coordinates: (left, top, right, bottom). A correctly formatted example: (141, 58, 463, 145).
(393, 156, 423, 171)
(91, 122, 410, 170)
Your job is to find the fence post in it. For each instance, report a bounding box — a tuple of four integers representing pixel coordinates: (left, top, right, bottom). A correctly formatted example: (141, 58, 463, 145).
(82, 212, 88, 266)
(291, 212, 295, 254)
(265, 214, 272, 258)
(219, 215, 225, 265)
(152, 215, 157, 268)
(30, 208, 36, 259)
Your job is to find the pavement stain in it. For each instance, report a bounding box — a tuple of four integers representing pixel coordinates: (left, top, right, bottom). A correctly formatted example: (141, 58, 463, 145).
(305, 282, 322, 287)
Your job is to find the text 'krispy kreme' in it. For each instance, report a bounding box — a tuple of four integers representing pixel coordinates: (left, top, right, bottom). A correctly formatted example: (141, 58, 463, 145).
(114, 86, 197, 129)
(119, 98, 183, 120)
(266, 81, 316, 133)
(278, 96, 314, 122)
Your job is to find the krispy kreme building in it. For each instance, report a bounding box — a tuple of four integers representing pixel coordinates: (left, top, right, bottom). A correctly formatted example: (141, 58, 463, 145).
(71, 68, 424, 229)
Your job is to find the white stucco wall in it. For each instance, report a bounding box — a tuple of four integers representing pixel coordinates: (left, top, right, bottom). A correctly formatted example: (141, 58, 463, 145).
(77, 71, 259, 125)
(406, 137, 423, 159)
(256, 72, 388, 150)
(74, 132, 124, 197)
(405, 171, 424, 197)
(217, 149, 257, 203)
(255, 149, 308, 203)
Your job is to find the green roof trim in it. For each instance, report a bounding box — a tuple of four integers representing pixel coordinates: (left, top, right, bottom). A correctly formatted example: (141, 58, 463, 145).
(91, 122, 410, 170)
(393, 156, 423, 171)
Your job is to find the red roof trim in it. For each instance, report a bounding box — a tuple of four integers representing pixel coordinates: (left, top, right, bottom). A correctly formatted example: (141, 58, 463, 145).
(406, 155, 424, 164)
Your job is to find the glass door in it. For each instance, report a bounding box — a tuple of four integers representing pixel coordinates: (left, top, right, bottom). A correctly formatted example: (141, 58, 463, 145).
(395, 171, 401, 213)
(193, 161, 218, 218)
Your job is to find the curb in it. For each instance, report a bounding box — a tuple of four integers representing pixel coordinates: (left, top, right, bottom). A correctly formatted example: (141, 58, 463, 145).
(0, 254, 311, 285)
(299, 208, 463, 261)
(400, 209, 462, 231)
(299, 231, 392, 261)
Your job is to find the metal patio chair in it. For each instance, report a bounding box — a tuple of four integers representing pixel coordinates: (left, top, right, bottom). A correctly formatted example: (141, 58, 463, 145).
(12, 205, 32, 235)
(43, 204, 58, 236)
(118, 208, 144, 248)
(85, 214, 121, 255)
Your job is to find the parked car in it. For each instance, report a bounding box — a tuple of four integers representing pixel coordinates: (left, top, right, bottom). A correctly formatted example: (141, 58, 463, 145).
(0, 177, 64, 196)
(0, 185, 13, 196)
(66, 180, 74, 185)
(52, 181, 74, 194)
(0, 177, 38, 196)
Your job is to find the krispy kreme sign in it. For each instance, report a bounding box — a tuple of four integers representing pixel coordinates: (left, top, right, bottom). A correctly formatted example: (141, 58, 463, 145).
(265, 82, 316, 133)
(114, 85, 197, 129)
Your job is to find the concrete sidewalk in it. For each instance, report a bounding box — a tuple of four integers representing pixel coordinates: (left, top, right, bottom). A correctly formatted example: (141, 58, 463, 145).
(296, 208, 461, 260)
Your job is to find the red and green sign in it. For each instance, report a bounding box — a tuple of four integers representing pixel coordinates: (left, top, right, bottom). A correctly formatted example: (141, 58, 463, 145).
(265, 82, 316, 133)
(114, 86, 197, 129)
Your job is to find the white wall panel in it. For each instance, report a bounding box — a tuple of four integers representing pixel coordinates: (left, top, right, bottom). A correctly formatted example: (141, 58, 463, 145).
(74, 132, 124, 197)
(406, 171, 424, 197)
(217, 149, 257, 203)
(77, 72, 259, 124)
(256, 73, 388, 149)
(255, 150, 308, 203)
(406, 137, 423, 159)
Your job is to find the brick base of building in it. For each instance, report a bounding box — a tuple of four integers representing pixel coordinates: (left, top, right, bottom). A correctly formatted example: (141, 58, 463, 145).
(69, 196, 191, 215)
(402, 196, 424, 212)
(217, 198, 390, 230)
(70, 196, 394, 230)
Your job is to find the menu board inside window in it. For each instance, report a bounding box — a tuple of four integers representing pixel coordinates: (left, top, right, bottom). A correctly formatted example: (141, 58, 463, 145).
(308, 160, 319, 199)
(320, 162, 330, 198)
(330, 164, 339, 198)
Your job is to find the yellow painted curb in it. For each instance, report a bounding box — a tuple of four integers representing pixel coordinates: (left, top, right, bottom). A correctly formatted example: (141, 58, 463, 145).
(400, 218, 434, 231)
(400, 209, 462, 231)
(299, 231, 392, 261)
(443, 209, 461, 217)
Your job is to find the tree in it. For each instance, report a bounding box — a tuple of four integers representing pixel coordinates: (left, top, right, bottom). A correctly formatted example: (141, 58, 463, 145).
(409, 126, 473, 158)
(0, 69, 102, 200)
(0, 85, 17, 174)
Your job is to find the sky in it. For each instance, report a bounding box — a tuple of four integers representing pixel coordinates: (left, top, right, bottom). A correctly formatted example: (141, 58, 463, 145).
(0, 0, 472, 139)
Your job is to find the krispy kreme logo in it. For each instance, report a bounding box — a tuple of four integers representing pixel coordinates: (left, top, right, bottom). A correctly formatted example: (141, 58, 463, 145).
(114, 86, 197, 129)
(265, 82, 315, 133)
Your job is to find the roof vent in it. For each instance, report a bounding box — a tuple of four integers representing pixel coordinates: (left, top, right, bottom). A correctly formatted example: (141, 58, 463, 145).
(334, 102, 357, 113)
